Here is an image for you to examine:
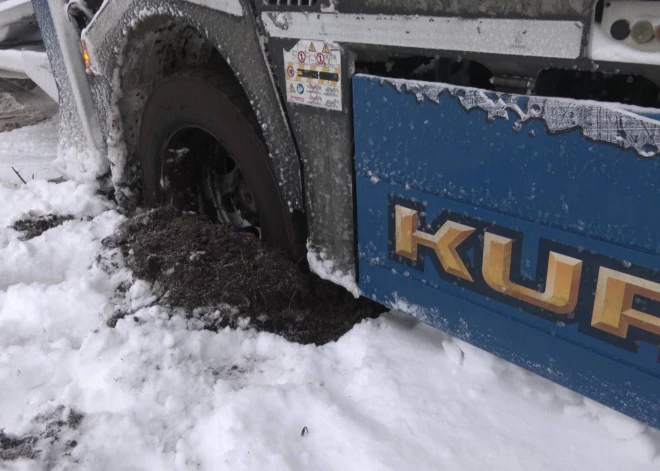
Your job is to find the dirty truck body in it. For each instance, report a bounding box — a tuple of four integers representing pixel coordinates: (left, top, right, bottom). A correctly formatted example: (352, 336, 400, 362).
(33, 0, 660, 428)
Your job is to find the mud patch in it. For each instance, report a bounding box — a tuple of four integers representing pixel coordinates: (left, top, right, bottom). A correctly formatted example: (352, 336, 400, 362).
(0, 406, 83, 464)
(0, 431, 38, 461)
(11, 213, 75, 240)
(105, 207, 383, 344)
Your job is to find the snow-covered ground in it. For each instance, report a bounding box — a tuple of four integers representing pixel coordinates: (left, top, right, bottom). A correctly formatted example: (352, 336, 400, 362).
(0, 115, 59, 184)
(1, 121, 660, 470)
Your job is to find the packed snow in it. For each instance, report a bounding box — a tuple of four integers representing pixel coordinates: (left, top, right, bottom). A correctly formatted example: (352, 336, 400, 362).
(0, 116, 59, 184)
(1, 125, 660, 470)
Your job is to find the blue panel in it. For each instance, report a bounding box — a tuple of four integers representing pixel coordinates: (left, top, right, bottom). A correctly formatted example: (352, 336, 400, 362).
(353, 74, 660, 428)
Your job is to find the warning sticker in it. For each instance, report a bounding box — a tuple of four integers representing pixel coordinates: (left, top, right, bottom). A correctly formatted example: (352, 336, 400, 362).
(284, 39, 342, 111)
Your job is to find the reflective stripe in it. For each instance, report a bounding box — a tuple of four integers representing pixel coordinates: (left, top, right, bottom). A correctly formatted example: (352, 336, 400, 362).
(263, 12, 584, 59)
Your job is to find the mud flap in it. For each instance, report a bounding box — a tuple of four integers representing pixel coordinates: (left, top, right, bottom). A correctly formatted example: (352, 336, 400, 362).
(353, 74, 660, 428)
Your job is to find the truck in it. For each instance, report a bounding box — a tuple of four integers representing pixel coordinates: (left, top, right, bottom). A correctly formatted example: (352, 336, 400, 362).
(22, 0, 660, 429)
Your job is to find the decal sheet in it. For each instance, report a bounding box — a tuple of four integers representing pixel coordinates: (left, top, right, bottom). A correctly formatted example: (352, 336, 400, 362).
(284, 39, 342, 111)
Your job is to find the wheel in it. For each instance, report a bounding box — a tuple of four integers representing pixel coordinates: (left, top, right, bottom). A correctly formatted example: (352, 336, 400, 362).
(137, 66, 305, 260)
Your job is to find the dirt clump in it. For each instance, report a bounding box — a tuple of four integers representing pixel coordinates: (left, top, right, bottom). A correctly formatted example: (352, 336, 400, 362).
(0, 431, 39, 461)
(0, 406, 83, 463)
(11, 214, 75, 240)
(105, 207, 383, 344)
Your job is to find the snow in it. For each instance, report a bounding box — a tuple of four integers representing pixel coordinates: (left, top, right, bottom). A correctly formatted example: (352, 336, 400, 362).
(390, 294, 439, 325)
(0, 0, 34, 30)
(0, 49, 27, 76)
(0, 50, 57, 101)
(0, 117, 60, 184)
(19, 50, 59, 102)
(307, 241, 360, 298)
(1, 131, 660, 469)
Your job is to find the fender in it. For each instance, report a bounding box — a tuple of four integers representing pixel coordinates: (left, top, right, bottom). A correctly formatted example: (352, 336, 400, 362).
(81, 0, 305, 212)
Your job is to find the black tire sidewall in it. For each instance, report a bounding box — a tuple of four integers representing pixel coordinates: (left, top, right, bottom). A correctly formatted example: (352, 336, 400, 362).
(138, 74, 299, 258)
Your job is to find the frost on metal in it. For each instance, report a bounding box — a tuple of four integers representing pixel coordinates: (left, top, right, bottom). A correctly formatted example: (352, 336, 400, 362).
(91, 5, 169, 205)
(379, 75, 660, 158)
(390, 294, 436, 325)
(307, 241, 359, 298)
(32, 0, 109, 181)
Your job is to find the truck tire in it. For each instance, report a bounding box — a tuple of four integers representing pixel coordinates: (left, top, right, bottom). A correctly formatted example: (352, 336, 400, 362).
(138, 66, 305, 261)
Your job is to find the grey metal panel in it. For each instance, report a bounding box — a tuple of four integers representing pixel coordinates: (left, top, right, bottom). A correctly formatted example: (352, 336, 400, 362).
(269, 37, 356, 276)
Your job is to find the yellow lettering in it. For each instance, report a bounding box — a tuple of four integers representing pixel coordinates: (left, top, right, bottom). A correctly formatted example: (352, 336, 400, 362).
(395, 206, 418, 259)
(591, 268, 660, 338)
(482, 233, 583, 314)
(394, 205, 475, 281)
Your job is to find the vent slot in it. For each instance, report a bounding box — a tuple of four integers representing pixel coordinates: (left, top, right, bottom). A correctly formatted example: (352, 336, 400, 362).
(264, 0, 317, 6)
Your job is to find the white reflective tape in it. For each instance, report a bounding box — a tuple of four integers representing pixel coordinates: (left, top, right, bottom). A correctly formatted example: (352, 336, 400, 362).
(263, 12, 583, 59)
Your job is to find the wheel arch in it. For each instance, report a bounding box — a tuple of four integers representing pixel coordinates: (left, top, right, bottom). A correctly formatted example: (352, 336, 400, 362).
(83, 1, 305, 213)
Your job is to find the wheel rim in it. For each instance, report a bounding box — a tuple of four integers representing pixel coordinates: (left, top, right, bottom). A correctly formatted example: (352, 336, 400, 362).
(160, 126, 260, 235)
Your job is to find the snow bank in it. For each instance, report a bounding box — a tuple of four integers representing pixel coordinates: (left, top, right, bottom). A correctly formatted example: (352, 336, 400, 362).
(0, 178, 110, 228)
(0, 178, 658, 469)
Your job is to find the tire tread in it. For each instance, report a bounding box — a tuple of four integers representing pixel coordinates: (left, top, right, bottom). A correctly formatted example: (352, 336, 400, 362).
(181, 66, 261, 136)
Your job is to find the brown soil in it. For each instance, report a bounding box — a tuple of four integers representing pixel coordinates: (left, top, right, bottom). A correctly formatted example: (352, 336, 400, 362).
(105, 207, 383, 345)
(11, 214, 75, 240)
